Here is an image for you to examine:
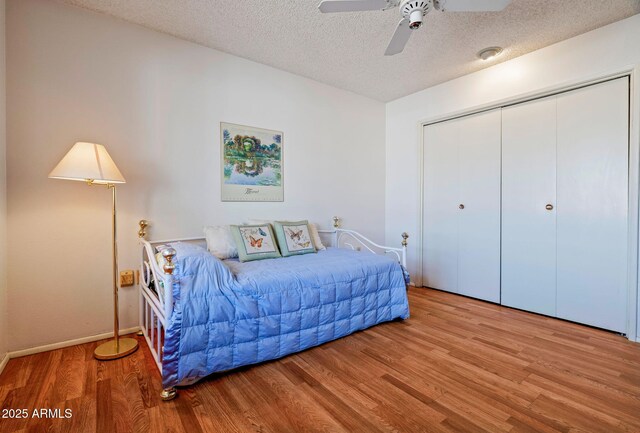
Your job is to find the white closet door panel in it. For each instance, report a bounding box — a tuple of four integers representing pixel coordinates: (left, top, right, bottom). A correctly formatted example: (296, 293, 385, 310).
(501, 97, 557, 315)
(457, 109, 502, 302)
(556, 78, 629, 332)
(423, 120, 459, 293)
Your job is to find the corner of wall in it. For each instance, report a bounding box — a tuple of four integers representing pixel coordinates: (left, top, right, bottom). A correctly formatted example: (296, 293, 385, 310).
(0, 0, 8, 365)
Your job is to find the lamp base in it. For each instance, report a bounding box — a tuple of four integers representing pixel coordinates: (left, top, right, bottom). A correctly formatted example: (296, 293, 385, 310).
(94, 337, 139, 360)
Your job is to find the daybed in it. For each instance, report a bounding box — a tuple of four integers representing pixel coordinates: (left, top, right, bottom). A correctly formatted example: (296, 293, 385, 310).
(138, 218, 410, 400)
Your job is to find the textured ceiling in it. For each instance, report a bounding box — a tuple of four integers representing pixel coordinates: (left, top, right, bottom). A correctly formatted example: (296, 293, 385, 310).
(60, 0, 640, 102)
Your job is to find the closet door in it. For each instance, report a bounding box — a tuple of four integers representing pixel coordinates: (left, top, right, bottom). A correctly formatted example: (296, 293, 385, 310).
(423, 119, 459, 293)
(501, 97, 557, 315)
(556, 78, 629, 332)
(422, 110, 501, 302)
(457, 110, 502, 302)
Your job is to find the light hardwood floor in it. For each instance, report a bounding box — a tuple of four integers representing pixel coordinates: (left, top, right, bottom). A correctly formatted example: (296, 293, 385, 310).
(1, 287, 640, 433)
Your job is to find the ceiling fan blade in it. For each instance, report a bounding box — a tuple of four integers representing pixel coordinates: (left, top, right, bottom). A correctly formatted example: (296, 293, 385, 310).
(385, 18, 412, 56)
(318, 0, 389, 13)
(438, 0, 511, 12)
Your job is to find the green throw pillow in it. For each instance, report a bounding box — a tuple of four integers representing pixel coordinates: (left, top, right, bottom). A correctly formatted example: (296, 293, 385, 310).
(273, 220, 317, 257)
(230, 224, 282, 262)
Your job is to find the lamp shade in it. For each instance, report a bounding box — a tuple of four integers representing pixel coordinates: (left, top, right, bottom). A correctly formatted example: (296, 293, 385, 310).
(49, 142, 125, 184)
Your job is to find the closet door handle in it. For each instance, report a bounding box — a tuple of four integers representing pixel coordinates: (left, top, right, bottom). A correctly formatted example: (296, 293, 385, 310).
(545, 204, 554, 211)
(459, 204, 465, 210)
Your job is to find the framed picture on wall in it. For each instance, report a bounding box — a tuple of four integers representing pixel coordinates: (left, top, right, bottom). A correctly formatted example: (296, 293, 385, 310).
(221, 122, 283, 202)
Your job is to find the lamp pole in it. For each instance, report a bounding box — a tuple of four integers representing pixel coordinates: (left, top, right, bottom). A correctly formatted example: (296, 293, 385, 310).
(111, 184, 119, 350)
(93, 182, 138, 360)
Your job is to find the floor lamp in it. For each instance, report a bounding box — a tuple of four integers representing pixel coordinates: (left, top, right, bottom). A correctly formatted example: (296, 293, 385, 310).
(49, 142, 139, 360)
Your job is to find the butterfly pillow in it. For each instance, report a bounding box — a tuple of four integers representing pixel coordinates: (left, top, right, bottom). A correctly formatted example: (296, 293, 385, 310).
(230, 224, 282, 262)
(273, 220, 317, 257)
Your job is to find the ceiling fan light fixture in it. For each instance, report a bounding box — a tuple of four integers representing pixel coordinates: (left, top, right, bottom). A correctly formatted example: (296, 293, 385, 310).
(401, 0, 431, 29)
(477, 46, 503, 61)
(409, 10, 424, 28)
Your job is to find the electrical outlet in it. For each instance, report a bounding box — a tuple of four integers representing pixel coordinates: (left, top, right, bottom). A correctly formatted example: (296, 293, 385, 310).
(120, 270, 135, 287)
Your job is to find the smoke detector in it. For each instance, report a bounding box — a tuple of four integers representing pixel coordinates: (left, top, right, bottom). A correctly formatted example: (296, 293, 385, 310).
(477, 46, 503, 61)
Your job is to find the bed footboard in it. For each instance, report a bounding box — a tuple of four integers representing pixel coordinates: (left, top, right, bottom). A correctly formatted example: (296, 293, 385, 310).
(138, 220, 178, 400)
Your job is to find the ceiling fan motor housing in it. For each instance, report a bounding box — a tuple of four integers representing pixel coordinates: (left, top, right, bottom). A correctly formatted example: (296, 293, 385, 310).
(400, 0, 433, 29)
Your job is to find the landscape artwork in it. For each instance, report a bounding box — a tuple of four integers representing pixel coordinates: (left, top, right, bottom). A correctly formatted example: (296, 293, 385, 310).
(221, 122, 283, 202)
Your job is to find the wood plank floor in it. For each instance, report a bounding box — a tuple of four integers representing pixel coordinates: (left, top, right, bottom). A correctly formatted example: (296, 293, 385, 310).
(1, 287, 640, 433)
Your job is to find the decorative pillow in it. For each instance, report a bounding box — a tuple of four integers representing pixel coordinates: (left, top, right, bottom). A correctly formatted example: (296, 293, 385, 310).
(246, 218, 326, 250)
(230, 224, 281, 262)
(203, 225, 238, 260)
(307, 223, 326, 251)
(273, 220, 317, 257)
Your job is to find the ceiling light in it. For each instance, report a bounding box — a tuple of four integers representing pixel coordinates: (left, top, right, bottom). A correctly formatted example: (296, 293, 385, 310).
(477, 46, 503, 61)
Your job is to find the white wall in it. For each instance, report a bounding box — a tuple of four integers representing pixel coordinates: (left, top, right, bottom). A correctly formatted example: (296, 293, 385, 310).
(0, 0, 7, 361)
(6, 0, 385, 351)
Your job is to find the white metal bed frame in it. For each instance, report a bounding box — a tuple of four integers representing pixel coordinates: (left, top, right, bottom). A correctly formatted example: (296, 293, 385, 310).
(138, 217, 408, 400)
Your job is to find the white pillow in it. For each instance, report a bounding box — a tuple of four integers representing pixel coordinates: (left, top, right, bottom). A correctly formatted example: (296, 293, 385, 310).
(203, 225, 238, 259)
(245, 219, 326, 250)
(307, 223, 326, 251)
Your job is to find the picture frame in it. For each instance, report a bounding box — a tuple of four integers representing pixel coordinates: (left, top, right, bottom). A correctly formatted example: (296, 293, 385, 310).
(220, 122, 283, 202)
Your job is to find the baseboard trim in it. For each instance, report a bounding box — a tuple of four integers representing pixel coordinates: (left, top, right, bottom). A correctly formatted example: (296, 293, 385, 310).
(0, 352, 9, 376)
(6, 326, 141, 360)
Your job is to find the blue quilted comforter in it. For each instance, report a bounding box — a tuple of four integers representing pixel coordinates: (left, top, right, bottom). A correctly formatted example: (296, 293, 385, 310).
(162, 243, 410, 388)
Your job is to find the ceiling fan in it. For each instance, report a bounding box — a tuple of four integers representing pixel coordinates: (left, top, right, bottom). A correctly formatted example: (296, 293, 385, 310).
(318, 0, 512, 55)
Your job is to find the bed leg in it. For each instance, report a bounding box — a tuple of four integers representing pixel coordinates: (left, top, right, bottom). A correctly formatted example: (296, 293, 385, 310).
(161, 387, 177, 401)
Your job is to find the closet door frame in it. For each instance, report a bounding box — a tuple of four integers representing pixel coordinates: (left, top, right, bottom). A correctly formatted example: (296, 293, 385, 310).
(417, 65, 640, 342)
